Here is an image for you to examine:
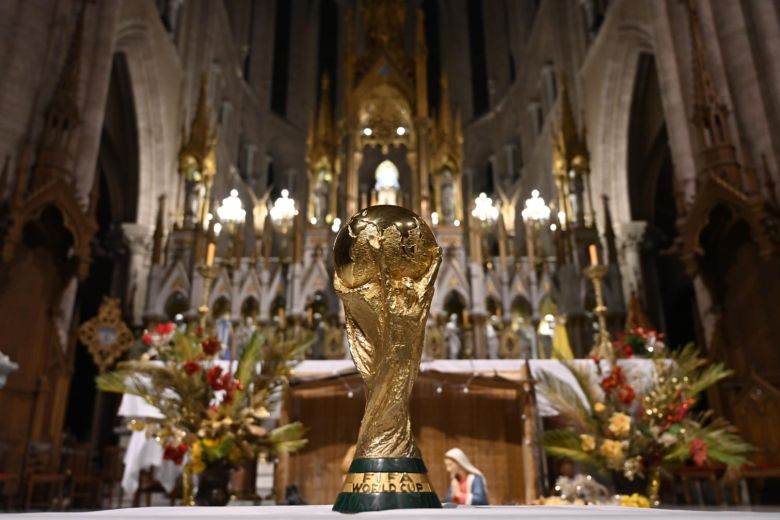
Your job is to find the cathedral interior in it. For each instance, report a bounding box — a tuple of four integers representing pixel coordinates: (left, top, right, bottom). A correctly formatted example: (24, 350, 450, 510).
(1, 0, 780, 512)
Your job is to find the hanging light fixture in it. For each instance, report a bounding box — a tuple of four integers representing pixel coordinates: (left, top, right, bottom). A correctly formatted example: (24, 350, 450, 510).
(521, 190, 551, 224)
(471, 193, 499, 224)
(216, 189, 246, 234)
(270, 189, 299, 234)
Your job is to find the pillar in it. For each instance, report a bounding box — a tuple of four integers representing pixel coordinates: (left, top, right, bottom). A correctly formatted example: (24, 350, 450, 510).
(122, 223, 154, 327)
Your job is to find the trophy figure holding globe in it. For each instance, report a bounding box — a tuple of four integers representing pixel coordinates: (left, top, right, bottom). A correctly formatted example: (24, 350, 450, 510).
(332, 205, 443, 513)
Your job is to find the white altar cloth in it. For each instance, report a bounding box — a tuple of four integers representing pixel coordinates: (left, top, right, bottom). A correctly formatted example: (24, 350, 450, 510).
(120, 431, 181, 496)
(9, 505, 780, 519)
(290, 358, 657, 416)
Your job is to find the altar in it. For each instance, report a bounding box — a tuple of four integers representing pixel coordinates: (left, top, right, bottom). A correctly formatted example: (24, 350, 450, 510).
(116, 359, 658, 504)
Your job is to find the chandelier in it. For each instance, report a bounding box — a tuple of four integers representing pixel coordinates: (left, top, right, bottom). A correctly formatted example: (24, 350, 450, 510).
(216, 189, 246, 233)
(471, 193, 499, 224)
(270, 189, 299, 234)
(521, 190, 551, 223)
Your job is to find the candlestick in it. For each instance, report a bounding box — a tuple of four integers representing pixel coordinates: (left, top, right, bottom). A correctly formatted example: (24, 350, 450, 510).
(588, 244, 598, 267)
(584, 264, 611, 359)
(206, 242, 216, 267)
(197, 264, 219, 329)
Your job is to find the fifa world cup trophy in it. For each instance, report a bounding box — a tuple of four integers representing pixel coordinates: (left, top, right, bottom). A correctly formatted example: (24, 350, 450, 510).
(332, 205, 442, 512)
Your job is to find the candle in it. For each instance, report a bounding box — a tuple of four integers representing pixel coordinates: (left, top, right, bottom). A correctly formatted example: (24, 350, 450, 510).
(206, 242, 216, 266)
(589, 244, 598, 266)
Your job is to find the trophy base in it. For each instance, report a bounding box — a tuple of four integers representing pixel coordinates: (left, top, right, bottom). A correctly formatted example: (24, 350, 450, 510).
(333, 457, 442, 513)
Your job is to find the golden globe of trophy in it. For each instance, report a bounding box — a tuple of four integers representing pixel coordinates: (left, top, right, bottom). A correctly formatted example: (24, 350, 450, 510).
(332, 205, 442, 513)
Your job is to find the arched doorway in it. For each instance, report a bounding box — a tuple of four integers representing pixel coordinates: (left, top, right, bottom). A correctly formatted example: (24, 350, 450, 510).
(64, 52, 139, 452)
(627, 53, 696, 349)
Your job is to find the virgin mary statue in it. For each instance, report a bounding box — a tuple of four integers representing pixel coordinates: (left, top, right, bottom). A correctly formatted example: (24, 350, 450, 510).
(443, 448, 489, 505)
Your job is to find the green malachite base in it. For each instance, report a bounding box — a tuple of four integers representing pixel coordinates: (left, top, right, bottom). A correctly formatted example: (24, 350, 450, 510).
(332, 458, 442, 513)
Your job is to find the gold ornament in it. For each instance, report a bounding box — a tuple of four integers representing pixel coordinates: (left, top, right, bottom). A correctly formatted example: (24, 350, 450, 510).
(78, 297, 133, 373)
(334, 205, 441, 458)
(333, 205, 442, 512)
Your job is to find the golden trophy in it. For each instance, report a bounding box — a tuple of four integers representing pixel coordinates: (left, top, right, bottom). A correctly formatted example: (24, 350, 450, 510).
(332, 205, 442, 512)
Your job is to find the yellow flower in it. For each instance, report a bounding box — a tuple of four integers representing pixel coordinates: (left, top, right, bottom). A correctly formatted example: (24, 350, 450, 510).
(191, 442, 205, 473)
(228, 444, 243, 463)
(192, 457, 206, 473)
(580, 434, 596, 452)
(538, 496, 566, 505)
(593, 402, 606, 413)
(600, 439, 625, 463)
(619, 493, 650, 508)
(203, 437, 220, 449)
(608, 412, 632, 437)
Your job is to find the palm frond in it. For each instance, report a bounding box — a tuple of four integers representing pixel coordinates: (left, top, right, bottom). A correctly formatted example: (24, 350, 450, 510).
(542, 429, 601, 468)
(563, 361, 600, 409)
(699, 418, 753, 466)
(229, 333, 265, 415)
(535, 369, 592, 431)
(267, 422, 308, 454)
(687, 362, 732, 396)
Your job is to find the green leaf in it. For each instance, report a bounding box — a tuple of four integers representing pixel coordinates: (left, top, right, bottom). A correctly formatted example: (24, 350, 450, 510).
(267, 422, 308, 454)
(542, 429, 601, 469)
(173, 333, 196, 361)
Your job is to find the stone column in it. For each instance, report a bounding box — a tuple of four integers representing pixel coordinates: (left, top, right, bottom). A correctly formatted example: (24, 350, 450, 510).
(505, 144, 516, 180)
(468, 259, 487, 357)
(618, 221, 647, 302)
(527, 101, 543, 136)
(122, 223, 154, 327)
(244, 143, 257, 185)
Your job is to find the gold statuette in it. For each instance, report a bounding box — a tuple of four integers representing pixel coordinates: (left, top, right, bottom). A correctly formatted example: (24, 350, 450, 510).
(332, 205, 442, 512)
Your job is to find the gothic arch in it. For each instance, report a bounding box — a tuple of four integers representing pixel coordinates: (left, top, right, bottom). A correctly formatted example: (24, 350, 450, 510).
(593, 21, 655, 225)
(114, 17, 178, 229)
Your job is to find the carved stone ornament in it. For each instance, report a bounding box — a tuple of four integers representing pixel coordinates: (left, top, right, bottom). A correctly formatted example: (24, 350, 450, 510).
(2, 175, 97, 279)
(78, 297, 134, 373)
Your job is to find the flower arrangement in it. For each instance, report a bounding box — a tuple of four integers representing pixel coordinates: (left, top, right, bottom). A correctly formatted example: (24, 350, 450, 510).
(538, 326, 752, 503)
(97, 322, 311, 474)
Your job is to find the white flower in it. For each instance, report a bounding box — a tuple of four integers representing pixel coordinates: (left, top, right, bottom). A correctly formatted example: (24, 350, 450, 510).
(659, 432, 677, 447)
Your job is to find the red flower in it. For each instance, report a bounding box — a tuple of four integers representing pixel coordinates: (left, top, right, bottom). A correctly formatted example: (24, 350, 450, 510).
(141, 332, 153, 346)
(590, 355, 602, 363)
(619, 383, 636, 405)
(666, 398, 695, 425)
(689, 438, 708, 466)
(201, 336, 221, 356)
(207, 366, 224, 390)
(162, 443, 188, 465)
(601, 365, 626, 392)
(183, 360, 201, 375)
(155, 322, 175, 335)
